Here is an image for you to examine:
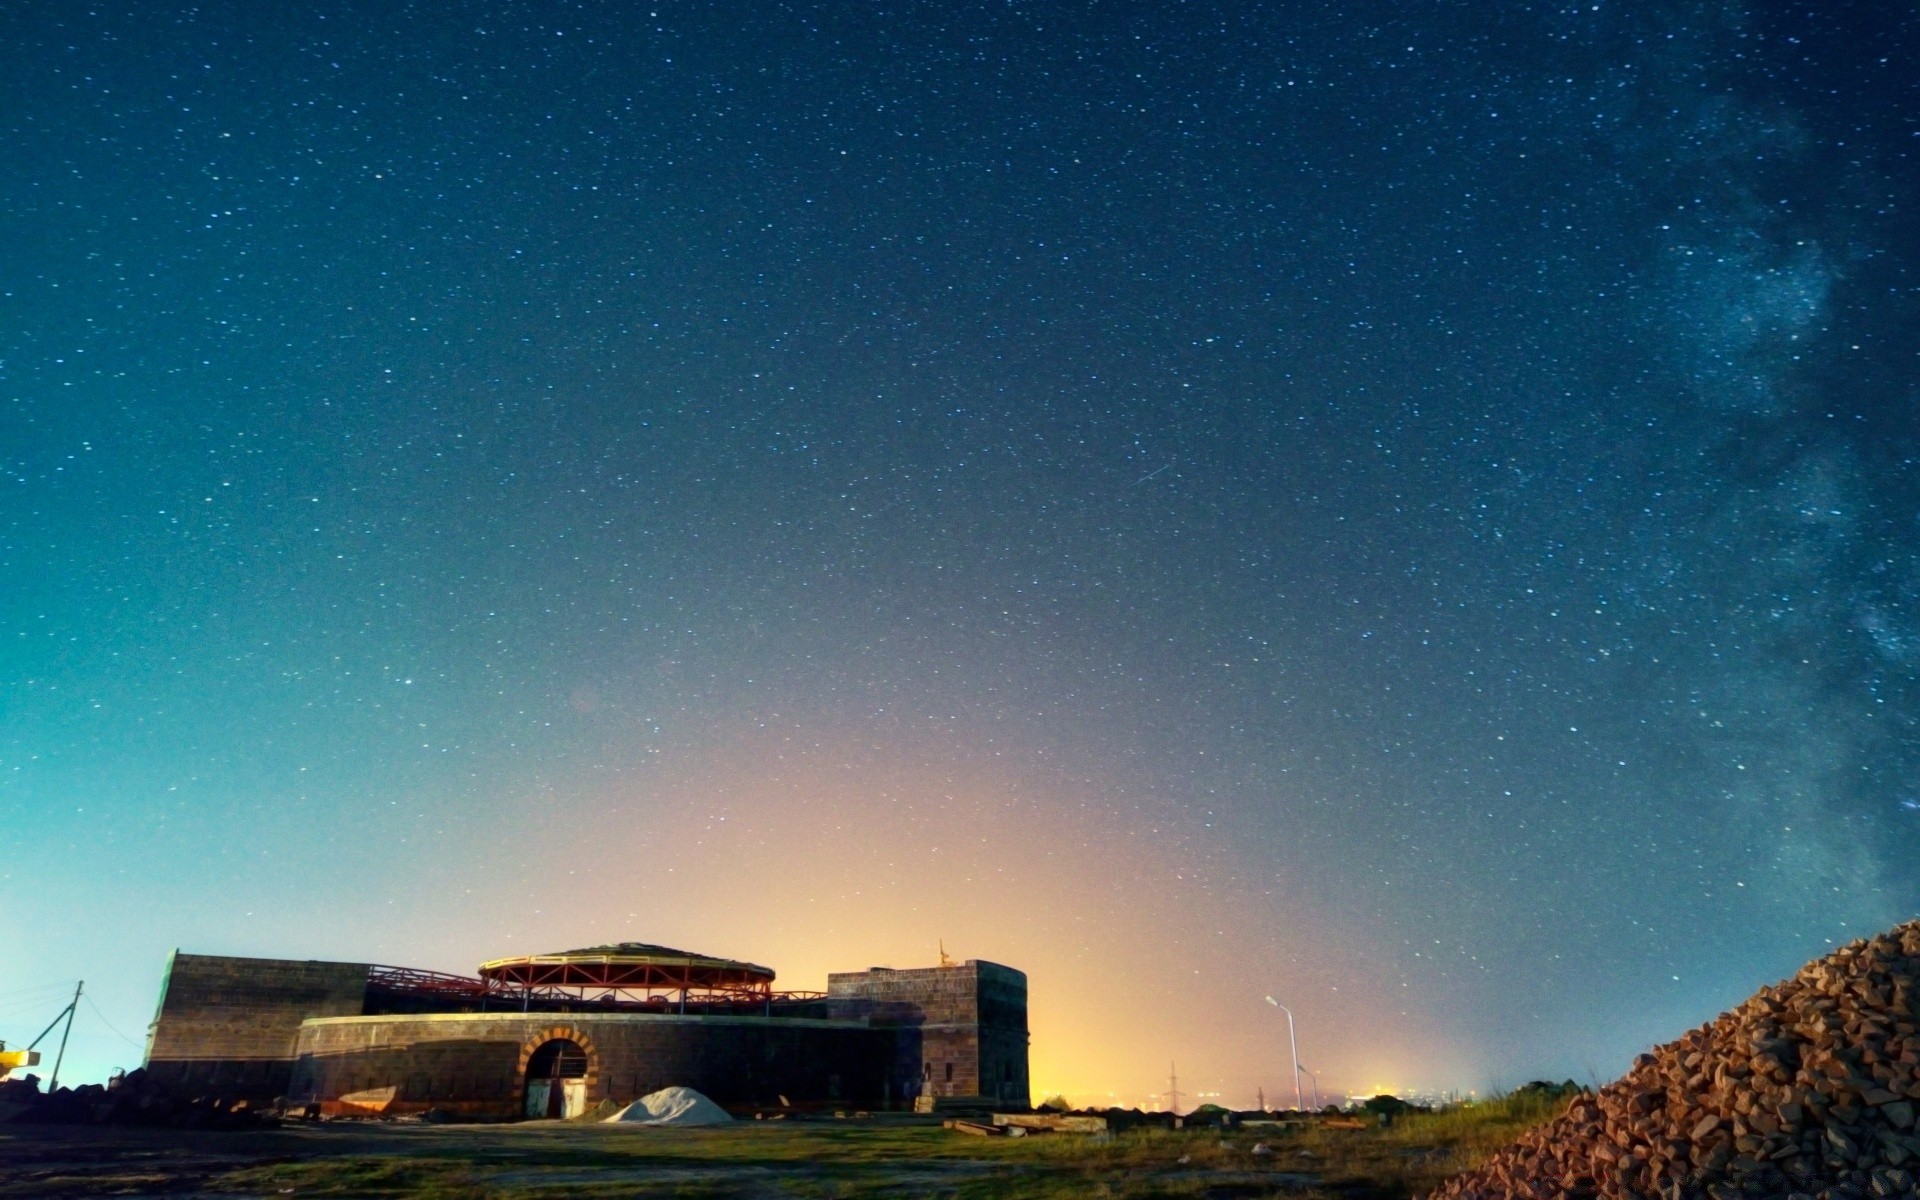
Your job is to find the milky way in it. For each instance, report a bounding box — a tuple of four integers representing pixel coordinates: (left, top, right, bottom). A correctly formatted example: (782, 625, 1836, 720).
(4, 2, 1918, 1103)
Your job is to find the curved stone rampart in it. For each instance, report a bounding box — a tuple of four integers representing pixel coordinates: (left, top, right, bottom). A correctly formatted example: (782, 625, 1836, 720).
(289, 1011, 888, 1117)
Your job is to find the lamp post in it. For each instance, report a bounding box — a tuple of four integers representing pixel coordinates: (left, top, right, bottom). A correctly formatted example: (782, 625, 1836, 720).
(1263, 996, 1303, 1112)
(1298, 1063, 1320, 1110)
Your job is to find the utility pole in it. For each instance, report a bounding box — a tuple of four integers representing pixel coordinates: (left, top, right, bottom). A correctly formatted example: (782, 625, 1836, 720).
(1264, 996, 1303, 1111)
(1257, 1085, 1267, 1113)
(1166, 1062, 1182, 1115)
(49, 981, 82, 1092)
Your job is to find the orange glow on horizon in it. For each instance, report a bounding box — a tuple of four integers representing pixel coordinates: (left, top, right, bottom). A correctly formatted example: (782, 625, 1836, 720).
(448, 715, 1478, 1105)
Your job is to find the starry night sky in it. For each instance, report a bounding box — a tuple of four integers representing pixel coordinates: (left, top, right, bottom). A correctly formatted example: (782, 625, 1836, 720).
(5, 1, 1920, 1105)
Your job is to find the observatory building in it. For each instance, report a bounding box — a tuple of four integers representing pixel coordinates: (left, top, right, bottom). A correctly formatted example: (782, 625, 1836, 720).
(141, 943, 1029, 1118)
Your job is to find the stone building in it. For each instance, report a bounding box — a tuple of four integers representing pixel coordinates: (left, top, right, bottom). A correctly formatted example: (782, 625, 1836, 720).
(827, 961, 1031, 1107)
(141, 943, 1028, 1118)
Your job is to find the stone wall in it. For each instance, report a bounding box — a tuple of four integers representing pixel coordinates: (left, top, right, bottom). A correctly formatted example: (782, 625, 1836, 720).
(139, 949, 1031, 1115)
(289, 1012, 893, 1117)
(977, 963, 1031, 1107)
(826, 960, 1029, 1107)
(143, 952, 371, 1102)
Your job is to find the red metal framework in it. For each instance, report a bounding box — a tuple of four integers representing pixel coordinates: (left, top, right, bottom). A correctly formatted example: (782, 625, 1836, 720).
(505, 989, 828, 1014)
(366, 964, 493, 999)
(364, 946, 824, 1012)
(478, 943, 776, 1003)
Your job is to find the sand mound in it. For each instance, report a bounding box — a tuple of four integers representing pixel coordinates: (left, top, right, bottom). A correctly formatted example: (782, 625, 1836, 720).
(1432, 921, 1920, 1200)
(604, 1086, 733, 1126)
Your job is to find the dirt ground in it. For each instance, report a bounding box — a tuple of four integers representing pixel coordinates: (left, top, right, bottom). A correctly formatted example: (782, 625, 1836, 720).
(0, 1106, 1555, 1200)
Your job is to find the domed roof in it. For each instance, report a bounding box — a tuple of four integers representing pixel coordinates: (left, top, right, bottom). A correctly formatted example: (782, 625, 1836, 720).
(546, 942, 718, 960)
(478, 942, 775, 991)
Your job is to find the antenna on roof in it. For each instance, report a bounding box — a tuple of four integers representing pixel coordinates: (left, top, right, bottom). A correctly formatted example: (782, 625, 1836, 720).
(938, 940, 955, 968)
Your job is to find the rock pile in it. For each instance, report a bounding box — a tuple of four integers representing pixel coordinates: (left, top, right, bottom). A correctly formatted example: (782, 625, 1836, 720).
(0, 1068, 278, 1128)
(1432, 922, 1920, 1200)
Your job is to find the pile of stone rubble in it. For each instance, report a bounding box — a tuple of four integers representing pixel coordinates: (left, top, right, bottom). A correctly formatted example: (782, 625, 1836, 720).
(1433, 921, 1920, 1200)
(0, 1068, 278, 1128)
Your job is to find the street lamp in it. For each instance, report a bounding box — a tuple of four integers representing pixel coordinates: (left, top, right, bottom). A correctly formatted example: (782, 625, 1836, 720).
(1263, 996, 1303, 1112)
(1298, 1063, 1320, 1110)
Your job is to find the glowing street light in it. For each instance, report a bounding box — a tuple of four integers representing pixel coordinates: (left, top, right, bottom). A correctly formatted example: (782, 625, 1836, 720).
(1264, 996, 1303, 1112)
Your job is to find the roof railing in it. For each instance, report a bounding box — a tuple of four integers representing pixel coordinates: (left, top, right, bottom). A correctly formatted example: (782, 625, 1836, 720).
(365, 964, 827, 1009)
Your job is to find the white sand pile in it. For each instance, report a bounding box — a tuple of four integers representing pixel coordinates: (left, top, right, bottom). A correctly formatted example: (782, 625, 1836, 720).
(604, 1086, 734, 1126)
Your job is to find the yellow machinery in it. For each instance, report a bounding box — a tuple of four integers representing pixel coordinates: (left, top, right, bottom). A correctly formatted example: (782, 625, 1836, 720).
(0, 1043, 41, 1081)
(2, 981, 79, 1087)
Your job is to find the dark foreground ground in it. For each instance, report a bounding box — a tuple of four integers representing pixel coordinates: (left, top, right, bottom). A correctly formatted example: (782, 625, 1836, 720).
(0, 1097, 1562, 1200)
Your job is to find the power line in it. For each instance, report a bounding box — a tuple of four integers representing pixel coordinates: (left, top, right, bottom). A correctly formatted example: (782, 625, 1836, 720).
(0, 981, 76, 1004)
(84, 997, 146, 1052)
(0, 988, 79, 1019)
(0, 998, 76, 1024)
(0, 984, 84, 1045)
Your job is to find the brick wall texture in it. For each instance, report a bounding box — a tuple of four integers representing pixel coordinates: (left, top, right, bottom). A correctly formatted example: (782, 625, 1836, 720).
(289, 1013, 891, 1117)
(826, 960, 1029, 1107)
(142, 951, 371, 1101)
(141, 952, 1029, 1114)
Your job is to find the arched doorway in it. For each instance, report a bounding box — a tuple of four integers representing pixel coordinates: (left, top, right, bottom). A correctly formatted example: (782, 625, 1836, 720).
(523, 1038, 589, 1119)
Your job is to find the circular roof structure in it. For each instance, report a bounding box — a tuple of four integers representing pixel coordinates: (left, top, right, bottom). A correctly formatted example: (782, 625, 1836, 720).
(478, 942, 776, 994)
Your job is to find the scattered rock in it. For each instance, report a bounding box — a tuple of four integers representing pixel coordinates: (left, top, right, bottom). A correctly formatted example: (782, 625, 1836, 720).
(1430, 920, 1920, 1200)
(0, 1068, 279, 1128)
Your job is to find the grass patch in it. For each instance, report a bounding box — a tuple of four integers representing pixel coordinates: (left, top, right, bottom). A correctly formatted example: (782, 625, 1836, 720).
(218, 1157, 489, 1197)
(123, 1101, 1571, 1200)
(1292, 1091, 1576, 1198)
